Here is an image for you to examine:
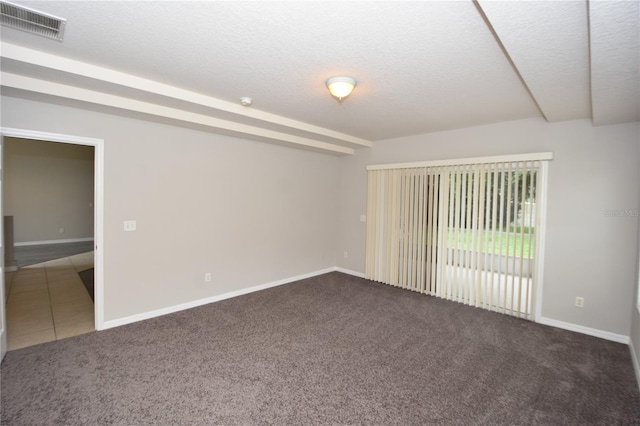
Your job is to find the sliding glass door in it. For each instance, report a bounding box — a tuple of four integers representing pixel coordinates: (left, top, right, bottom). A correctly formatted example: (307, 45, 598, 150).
(366, 154, 550, 319)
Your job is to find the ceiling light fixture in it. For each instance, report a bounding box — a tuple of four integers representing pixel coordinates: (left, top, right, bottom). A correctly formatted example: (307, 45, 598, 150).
(326, 76, 357, 102)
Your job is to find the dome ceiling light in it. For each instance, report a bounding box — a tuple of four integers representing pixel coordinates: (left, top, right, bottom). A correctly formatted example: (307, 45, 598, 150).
(326, 76, 357, 102)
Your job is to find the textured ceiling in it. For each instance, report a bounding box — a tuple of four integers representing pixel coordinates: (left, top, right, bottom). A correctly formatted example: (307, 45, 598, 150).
(589, 0, 640, 126)
(0, 1, 638, 154)
(478, 0, 592, 122)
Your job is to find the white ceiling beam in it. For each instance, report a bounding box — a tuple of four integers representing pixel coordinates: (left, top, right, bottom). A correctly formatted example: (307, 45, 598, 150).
(0, 43, 371, 149)
(1, 72, 355, 155)
(477, 1, 592, 123)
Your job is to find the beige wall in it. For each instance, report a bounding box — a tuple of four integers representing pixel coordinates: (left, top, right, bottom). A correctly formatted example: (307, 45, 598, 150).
(631, 134, 640, 380)
(338, 118, 640, 337)
(4, 137, 94, 243)
(1, 96, 339, 321)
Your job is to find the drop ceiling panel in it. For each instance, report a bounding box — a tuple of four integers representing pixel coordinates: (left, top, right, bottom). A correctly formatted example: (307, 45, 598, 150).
(478, 0, 592, 123)
(589, 0, 640, 126)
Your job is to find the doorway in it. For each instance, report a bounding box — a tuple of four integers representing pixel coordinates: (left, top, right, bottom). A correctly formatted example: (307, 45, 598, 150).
(0, 128, 104, 360)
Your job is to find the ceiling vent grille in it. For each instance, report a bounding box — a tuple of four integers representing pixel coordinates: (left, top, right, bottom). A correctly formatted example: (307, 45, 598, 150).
(0, 1, 66, 41)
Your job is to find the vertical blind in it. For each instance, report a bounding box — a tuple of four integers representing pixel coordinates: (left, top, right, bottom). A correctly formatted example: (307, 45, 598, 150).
(365, 154, 551, 318)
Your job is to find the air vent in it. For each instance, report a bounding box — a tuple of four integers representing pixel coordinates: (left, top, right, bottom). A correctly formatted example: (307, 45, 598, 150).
(0, 1, 66, 41)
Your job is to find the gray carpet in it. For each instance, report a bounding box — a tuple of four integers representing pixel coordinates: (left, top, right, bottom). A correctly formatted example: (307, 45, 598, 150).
(1, 272, 639, 425)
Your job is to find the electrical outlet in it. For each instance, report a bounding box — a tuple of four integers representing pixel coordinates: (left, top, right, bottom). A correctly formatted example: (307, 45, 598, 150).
(123, 220, 137, 232)
(59, 227, 65, 234)
(344, 251, 348, 258)
(575, 296, 584, 308)
(205, 273, 212, 283)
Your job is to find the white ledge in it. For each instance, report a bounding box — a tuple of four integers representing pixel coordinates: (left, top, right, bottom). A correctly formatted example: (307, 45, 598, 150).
(1, 43, 372, 153)
(2, 72, 355, 155)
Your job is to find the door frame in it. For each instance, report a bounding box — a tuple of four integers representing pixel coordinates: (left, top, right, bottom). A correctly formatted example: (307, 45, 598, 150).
(0, 127, 105, 359)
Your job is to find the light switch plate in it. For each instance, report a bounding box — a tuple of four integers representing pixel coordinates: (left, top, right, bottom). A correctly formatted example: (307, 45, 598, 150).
(124, 220, 137, 232)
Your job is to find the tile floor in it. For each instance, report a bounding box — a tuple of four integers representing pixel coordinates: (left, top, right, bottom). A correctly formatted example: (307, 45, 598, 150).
(5, 251, 95, 351)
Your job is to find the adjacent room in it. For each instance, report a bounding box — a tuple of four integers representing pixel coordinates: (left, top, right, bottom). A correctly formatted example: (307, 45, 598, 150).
(3, 137, 95, 350)
(0, 1, 639, 424)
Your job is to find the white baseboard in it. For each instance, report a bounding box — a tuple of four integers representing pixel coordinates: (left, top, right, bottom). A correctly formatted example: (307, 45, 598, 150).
(537, 316, 630, 344)
(101, 267, 336, 330)
(15, 237, 94, 247)
(334, 267, 366, 278)
(630, 338, 640, 393)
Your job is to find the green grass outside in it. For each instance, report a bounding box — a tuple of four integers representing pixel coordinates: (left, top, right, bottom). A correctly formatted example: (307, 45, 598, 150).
(447, 226, 534, 258)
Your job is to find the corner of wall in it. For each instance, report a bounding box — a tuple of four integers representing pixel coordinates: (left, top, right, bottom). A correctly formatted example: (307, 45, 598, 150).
(630, 337, 640, 392)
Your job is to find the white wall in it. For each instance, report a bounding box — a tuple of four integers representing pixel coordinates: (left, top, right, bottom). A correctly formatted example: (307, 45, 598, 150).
(1, 96, 339, 322)
(4, 137, 94, 243)
(338, 118, 640, 337)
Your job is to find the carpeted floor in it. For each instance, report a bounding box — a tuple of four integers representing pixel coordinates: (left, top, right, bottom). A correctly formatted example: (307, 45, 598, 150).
(1, 272, 639, 425)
